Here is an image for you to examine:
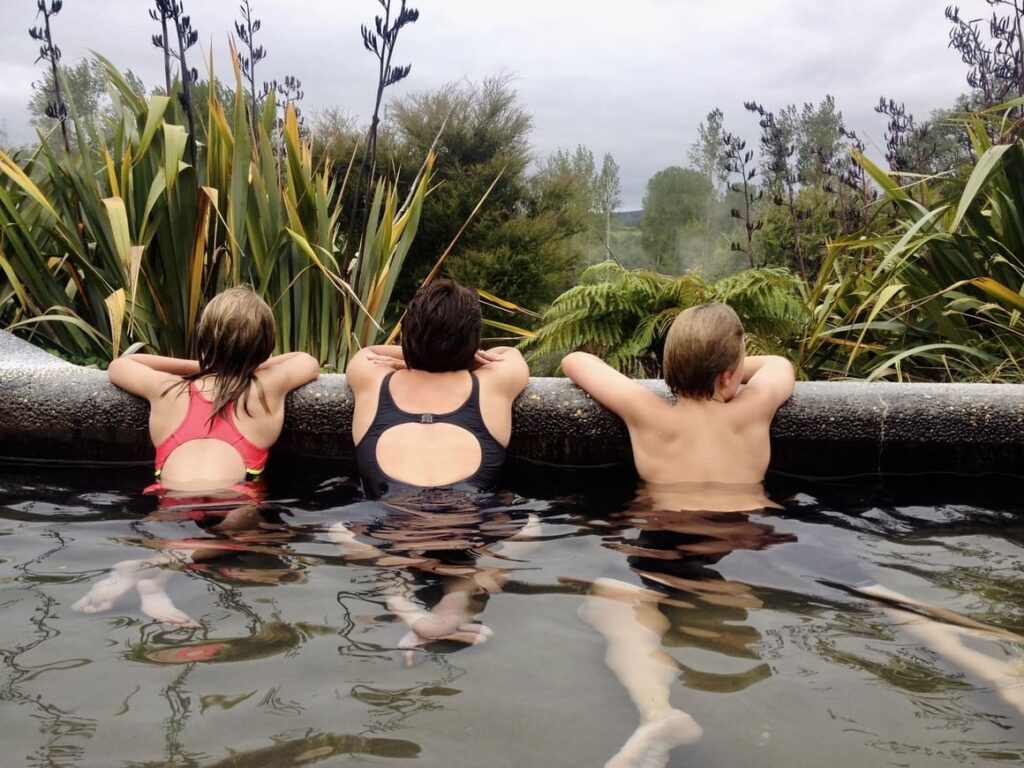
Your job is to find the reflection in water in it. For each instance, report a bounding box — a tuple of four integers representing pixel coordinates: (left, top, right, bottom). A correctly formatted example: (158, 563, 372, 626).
(130, 620, 307, 665)
(604, 483, 793, 681)
(1, 470, 1024, 766)
(201, 732, 421, 766)
(327, 489, 544, 665)
(353, 675, 464, 734)
(1, 526, 99, 768)
(576, 482, 790, 767)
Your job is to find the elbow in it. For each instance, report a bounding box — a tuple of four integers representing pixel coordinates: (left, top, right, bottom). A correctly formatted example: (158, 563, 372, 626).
(107, 357, 129, 386)
(560, 351, 589, 380)
(299, 353, 321, 383)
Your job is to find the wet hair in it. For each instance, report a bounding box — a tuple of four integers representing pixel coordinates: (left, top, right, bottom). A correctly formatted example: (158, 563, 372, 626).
(401, 279, 481, 372)
(163, 286, 276, 422)
(662, 303, 744, 400)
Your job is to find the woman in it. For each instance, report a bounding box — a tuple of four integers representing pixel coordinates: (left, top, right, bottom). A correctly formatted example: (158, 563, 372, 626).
(347, 279, 529, 498)
(341, 279, 531, 660)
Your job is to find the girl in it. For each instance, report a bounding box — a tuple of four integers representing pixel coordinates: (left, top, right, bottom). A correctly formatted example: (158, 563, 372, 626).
(73, 287, 319, 625)
(108, 286, 320, 490)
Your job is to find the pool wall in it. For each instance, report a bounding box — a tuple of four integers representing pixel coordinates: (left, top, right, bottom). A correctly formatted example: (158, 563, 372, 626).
(2, 330, 1022, 476)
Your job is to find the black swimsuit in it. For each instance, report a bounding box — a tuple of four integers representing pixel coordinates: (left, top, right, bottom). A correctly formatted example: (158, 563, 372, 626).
(355, 371, 507, 499)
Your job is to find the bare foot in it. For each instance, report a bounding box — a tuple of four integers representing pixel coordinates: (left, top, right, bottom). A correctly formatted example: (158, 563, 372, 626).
(605, 710, 703, 768)
(71, 560, 151, 614)
(888, 605, 1024, 718)
(327, 522, 383, 559)
(388, 594, 493, 666)
(136, 578, 200, 628)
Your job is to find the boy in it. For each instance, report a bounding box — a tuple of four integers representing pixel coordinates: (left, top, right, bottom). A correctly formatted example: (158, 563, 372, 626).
(560, 303, 794, 768)
(561, 302, 795, 486)
(563, 304, 1024, 768)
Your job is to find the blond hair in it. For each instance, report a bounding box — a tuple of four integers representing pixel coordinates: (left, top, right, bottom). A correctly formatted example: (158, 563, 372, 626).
(163, 286, 276, 422)
(662, 303, 744, 400)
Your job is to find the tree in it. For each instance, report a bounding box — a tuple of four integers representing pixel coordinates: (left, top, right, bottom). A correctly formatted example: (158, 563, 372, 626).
(756, 186, 848, 274)
(547, 145, 598, 210)
(746, 100, 808, 279)
(597, 153, 622, 250)
(795, 95, 845, 186)
(688, 108, 728, 260)
(28, 0, 69, 152)
(388, 76, 532, 301)
(28, 58, 145, 146)
(544, 146, 621, 253)
(382, 77, 593, 314)
(640, 167, 713, 273)
(887, 93, 978, 175)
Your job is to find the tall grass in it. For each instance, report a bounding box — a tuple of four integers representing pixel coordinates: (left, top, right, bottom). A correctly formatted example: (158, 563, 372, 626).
(0, 51, 430, 369)
(803, 108, 1024, 382)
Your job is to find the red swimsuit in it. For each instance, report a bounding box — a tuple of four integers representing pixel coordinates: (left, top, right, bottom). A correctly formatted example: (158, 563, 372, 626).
(153, 382, 270, 479)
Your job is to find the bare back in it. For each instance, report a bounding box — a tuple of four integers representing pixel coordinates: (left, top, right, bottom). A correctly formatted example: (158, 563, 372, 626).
(561, 352, 794, 487)
(348, 346, 528, 492)
(148, 375, 286, 490)
(627, 395, 773, 485)
(108, 351, 320, 491)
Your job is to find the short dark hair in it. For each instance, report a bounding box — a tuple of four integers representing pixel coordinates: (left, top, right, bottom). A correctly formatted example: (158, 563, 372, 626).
(402, 279, 481, 372)
(662, 303, 744, 400)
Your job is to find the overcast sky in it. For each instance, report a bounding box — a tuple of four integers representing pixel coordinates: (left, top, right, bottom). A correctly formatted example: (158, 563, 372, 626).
(1, 0, 972, 208)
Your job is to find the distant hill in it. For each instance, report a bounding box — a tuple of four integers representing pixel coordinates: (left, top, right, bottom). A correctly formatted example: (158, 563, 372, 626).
(611, 210, 642, 229)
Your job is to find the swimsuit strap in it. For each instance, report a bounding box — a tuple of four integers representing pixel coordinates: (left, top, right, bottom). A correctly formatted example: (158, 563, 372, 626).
(154, 380, 270, 476)
(354, 371, 507, 498)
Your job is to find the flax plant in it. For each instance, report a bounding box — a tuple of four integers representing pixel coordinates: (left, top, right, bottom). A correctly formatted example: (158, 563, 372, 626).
(803, 105, 1024, 381)
(0, 51, 432, 369)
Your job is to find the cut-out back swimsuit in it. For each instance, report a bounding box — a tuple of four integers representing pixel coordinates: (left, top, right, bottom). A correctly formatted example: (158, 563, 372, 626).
(153, 381, 270, 481)
(355, 371, 506, 499)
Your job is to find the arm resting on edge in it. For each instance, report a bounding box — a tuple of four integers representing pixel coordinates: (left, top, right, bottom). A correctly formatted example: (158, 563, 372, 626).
(739, 355, 795, 410)
(561, 351, 660, 423)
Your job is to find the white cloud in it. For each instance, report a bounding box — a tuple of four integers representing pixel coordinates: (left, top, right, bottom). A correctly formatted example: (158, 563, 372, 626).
(1, 0, 977, 206)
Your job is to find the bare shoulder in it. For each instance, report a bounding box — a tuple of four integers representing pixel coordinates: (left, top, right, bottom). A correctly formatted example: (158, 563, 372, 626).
(256, 352, 320, 402)
(561, 351, 667, 424)
(474, 346, 529, 399)
(107, 356, 177, 402)
(733, 355, 795, 421)
(345, 347, 395, 396)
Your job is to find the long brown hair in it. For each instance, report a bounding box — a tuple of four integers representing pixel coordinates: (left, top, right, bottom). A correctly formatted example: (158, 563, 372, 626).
(163, 286, 276, 422)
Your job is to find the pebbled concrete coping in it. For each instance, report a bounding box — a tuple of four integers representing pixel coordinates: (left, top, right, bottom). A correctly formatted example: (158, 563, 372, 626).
(2, 329, 1023, 477)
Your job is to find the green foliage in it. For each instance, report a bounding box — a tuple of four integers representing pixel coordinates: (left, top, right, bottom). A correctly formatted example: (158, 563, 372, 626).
(640, 166, 712, 272)
(447, 157, 589, 319)
(899, 94, 978, 175)
(803, 113, 1024, 382)
(382, 76, 590, 315)
(0, 53, 429, 370)
(689, 109, 727, 189)
(527, 260, 809, 377)
(712, 267, 809, 356)
(793, 96, 845, 186)
(755, 186, 855, 275)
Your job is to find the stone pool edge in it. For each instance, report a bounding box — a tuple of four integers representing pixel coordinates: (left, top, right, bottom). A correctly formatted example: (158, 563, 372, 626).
(2, 330, 1023, 477)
